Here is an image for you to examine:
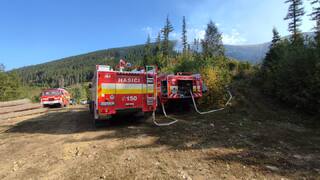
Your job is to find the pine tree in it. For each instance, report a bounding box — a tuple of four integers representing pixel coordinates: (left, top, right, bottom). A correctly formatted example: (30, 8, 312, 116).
(155, 32, 161, 52)
(263, 28, 282, 71)
(271, 27, 281, 47)
(155, 32, 163, 68)
(201, 21, 224, 58)
(161, 16, 174, 60)
(0, 64, 5, 72)
(142, 34, 152, 66)
(284, 0, 305, 42)
(309, 0, 320, 43)
(181, 16, 188, 54)
(192, 38, 201, 53)
(58, 75, 65, 88)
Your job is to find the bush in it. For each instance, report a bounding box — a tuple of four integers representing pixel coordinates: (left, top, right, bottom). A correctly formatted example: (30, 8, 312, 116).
(198, 65, 232, 107)
(0, 72, 23, 101)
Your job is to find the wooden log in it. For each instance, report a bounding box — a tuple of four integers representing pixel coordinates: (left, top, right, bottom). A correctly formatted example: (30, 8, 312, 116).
(0, 103, 42, 114)
(0, 99, 31, 108)
(0, 108, 48, 120)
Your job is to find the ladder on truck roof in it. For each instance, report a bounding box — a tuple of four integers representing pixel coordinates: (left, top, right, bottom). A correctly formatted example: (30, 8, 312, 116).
(146, 66, 156, 106)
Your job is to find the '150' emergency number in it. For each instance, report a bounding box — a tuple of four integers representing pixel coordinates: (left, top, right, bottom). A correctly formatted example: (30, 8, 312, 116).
(123, 96, 138, 101)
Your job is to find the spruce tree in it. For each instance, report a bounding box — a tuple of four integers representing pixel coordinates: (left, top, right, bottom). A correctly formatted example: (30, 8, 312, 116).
(263, 28, 281, 71)
(161, 16, 174, 59)
(143, 34, 152, 66)
(181, 16, 188, 54)
(0, 64, 5, 72)
(284, 0, 305, 42)
(201, 21, 224, 58)
(155, 32, 163, 68)
(271, 27, 281, 47)
(192, 38, 200, 53)
(155, 32, 161, 52)
(310, 0, 320, 43)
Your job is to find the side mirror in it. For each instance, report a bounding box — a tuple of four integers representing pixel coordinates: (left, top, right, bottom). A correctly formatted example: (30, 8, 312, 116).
(88, 83, 92, 89)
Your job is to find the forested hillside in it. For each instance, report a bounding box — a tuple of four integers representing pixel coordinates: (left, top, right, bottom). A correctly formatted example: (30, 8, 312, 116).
(10, 41, 257, 87)
(11, 32, 315, 88)
(11, 44, 160, 87)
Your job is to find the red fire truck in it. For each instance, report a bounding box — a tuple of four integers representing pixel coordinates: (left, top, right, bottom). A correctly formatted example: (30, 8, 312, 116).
(155, 72, 234, 127)
(41, 88, 70, 108)
(89, 65, 157, 124)
(157, 72, 204, 105)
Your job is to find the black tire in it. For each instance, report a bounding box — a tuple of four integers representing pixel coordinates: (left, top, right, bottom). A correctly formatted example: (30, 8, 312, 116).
(89, 101, 94, 114)
(156, 97, 163, 114)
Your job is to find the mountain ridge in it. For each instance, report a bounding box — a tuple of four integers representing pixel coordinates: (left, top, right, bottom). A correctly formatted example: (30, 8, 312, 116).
(10, 32, 316, 87)
(13, 42, 267, 71)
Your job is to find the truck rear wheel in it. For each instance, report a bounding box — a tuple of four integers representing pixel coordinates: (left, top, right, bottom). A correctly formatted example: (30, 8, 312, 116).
(89, 101, 94, 114)
(156, 97, 164, 114)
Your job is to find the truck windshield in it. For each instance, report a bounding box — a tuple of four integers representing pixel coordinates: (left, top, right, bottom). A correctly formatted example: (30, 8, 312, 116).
(43, 91, 61, 96)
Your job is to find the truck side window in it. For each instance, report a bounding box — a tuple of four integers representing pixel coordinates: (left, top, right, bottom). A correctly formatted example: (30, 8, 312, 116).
(161, 81, 167, 95)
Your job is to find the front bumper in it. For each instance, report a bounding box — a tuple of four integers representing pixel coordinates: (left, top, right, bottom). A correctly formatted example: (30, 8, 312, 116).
(42, 100, 63, 105)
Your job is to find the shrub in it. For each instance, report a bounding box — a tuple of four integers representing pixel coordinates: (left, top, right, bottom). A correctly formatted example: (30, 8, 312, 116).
(198, 65, 231, 107)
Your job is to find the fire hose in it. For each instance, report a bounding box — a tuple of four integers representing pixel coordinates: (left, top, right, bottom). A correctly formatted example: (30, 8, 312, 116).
(190, 90, 233, 115)
(152, 90, 233, 126)
(152, 102, 179, 126)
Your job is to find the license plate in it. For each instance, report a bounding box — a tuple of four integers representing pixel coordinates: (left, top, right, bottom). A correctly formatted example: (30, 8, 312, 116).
(100, 102, 115, 106)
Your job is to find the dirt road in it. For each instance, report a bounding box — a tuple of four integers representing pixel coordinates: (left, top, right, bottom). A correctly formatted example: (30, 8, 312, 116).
(0, 92, 319, 179)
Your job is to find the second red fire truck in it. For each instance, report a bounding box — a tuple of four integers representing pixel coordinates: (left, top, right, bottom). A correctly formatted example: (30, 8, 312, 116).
(157, 72, 204, 105)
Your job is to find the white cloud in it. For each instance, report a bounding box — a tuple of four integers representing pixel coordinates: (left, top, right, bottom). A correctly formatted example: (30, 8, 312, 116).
(187, 28, 205, 41)
(169, 32, 179, 39)
(222, 29, 247, 45)
(141, 26, 153, 37)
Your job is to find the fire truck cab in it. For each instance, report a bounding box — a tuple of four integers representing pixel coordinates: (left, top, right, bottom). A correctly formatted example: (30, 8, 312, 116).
(157, 72, 203, 104)
(90, 65, 157, 122)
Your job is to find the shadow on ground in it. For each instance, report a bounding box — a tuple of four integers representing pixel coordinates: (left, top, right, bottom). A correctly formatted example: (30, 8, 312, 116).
(4, 88, 320, 178)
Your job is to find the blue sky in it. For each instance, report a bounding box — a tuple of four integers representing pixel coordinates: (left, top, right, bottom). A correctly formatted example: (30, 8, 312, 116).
(0, 0, 315, 70)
